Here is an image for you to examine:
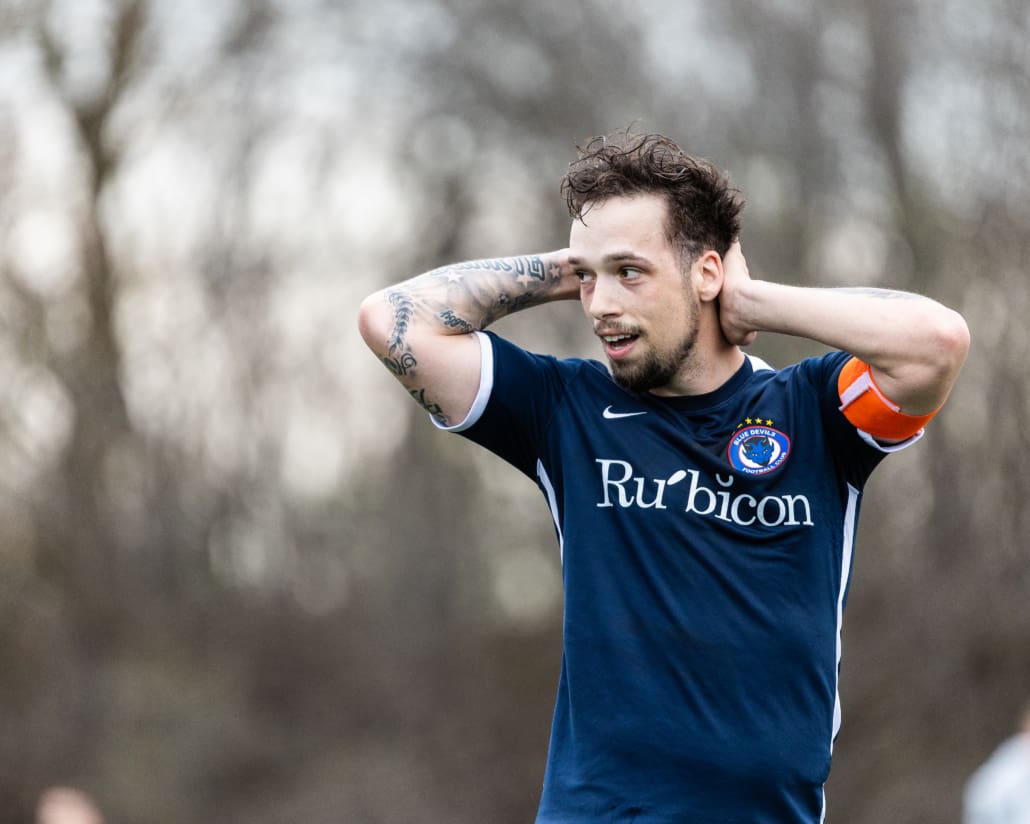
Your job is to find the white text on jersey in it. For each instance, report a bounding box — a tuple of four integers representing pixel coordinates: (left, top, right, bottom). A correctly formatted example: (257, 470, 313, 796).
(595, 459, 814, 528)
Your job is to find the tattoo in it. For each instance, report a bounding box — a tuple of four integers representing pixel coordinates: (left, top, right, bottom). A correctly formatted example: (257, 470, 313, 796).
(439, 309, 474, 333)
(383, 289, 421, 377)
(430, 255, 547, 282)
(386, 289, 415, 353)
(415, 254, 564, 333)
(381, 352, 418, 376)
(490, 291, 539, 320)
(376, 254, 566, 422)
(409, 387, 449, 426)
(425, 255, 554, 301)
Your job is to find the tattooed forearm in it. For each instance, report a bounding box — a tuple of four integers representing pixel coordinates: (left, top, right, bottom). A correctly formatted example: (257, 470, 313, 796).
(428, 255, 549, 284)
(419, 255, 568, 331)
(363, 249, 574, 424)
(427, 255, 563, 298)
(481, 291, 545, 326)
(378, 253, 569, 359)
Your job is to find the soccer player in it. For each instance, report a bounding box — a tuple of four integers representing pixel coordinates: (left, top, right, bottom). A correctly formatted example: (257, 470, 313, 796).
(357, 130, 969, 823)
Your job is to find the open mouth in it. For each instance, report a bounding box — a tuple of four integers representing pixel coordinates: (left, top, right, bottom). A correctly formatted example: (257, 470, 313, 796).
(601, 332, 640, 359)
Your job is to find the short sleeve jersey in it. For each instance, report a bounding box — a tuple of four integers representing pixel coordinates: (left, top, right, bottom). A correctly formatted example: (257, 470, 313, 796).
(440, 331, 919, 824)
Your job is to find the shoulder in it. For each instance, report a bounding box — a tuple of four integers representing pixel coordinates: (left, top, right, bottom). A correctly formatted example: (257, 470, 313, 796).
(766, 350, 852, 387)
(484, 330, 611, 386)
(747, 351, 863, 414)
(439, 331, 614, 436)
(740, 351, 850, 404)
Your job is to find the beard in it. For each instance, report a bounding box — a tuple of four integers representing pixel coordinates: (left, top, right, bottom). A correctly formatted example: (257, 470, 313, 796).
(607, 289, 700, 393)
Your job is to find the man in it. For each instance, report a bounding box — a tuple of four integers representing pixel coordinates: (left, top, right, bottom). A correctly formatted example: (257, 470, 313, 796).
(964, 701, 1030, 824)
(358, 130, 969, 823)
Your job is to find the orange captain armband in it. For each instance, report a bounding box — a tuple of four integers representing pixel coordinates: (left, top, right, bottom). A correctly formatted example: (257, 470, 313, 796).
(837, 357, 937, 441)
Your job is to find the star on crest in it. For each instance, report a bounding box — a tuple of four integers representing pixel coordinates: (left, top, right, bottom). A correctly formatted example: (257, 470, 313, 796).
(736, 415, 776, 430)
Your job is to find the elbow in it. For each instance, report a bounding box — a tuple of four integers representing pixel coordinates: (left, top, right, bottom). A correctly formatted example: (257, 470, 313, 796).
(932, 308, 971, 379)
(884, 307, 970, 414)
(911, 308, 970, 409)
(357, 291, 391, 353)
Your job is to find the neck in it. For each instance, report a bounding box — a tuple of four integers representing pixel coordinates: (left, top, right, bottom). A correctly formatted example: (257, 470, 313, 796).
(649, 335, 746, 397)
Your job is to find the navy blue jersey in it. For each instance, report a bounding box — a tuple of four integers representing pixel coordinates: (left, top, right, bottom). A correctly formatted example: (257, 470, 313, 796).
(439, 331, 919, 824)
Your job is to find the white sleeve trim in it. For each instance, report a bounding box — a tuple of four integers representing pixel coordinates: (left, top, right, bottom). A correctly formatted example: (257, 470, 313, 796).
(431, 331, 495, 433)
(856, 427, 924, 453)
(747, 354, 775, 372)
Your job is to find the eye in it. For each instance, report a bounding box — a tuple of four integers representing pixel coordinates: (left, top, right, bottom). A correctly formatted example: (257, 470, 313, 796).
(575, 270, 595, 284)
(620, 267, 643, 280)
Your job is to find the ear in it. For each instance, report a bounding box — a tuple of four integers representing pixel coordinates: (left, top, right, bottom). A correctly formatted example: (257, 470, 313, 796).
(694, 250, 724, 303)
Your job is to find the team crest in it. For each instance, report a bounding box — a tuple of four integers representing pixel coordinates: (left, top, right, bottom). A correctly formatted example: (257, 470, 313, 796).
(728, 420, 791, 476)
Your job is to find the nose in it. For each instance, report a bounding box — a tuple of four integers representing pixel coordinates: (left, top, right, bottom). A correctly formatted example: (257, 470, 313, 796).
(585, 274, 622, 320)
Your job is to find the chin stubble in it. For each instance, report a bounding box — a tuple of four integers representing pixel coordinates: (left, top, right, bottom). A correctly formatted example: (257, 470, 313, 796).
(609, 286, 701, 393)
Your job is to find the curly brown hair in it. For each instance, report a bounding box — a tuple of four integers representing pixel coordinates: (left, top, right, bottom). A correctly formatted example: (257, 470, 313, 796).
(560, 129, 744, 264)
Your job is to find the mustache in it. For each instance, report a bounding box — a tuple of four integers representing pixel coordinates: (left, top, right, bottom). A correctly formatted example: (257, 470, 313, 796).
(593, 322, 642, 336)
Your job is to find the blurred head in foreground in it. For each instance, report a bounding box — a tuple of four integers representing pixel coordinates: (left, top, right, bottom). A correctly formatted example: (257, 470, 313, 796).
(36, 787, 104, 824)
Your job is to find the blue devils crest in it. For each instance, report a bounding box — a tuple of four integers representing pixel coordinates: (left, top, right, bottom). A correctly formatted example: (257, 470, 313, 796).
(743, 435, 776, 466)
(728, 424, 791, 475)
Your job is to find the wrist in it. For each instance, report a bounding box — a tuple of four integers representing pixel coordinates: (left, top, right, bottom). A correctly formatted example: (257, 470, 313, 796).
(724, 277, 766, 331)
(544, 249, 583, 301)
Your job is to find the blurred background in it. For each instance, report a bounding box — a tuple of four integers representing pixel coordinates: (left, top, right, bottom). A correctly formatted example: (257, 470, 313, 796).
(0, 0, 1027, 821)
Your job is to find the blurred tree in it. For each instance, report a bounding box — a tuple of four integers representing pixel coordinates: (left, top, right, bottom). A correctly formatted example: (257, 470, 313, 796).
(0, 0, 1026, 822)
(35, 0, 141, 614)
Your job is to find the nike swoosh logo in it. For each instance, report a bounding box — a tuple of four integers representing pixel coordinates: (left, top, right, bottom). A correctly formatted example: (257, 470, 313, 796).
(603, 406, 648, 420)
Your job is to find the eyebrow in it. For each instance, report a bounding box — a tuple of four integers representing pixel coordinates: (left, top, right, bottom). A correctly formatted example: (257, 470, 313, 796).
(567, 251, 655, 267)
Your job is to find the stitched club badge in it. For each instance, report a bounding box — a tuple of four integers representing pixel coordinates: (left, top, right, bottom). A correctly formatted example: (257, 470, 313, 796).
(727, 419, 791, 476)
